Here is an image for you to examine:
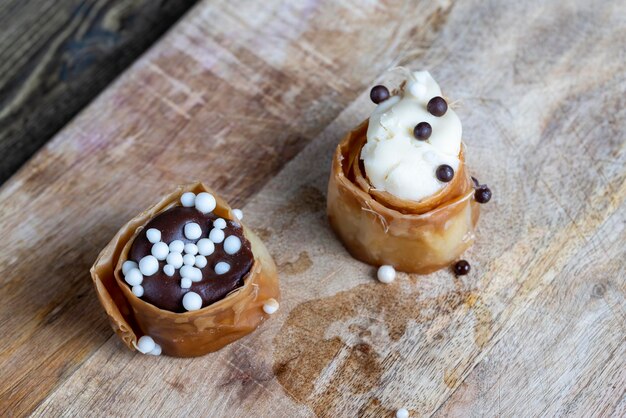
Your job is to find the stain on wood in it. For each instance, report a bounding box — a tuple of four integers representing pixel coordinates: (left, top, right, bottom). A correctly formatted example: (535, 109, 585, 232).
(0, 0, 624, 416)
(272, 280, 489, 417)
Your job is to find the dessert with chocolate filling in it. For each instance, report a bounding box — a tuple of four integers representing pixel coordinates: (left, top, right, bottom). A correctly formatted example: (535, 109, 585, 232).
(91, 183, 280, 357)
(327, 69, 492, 274)
(124, 206, 254, 312)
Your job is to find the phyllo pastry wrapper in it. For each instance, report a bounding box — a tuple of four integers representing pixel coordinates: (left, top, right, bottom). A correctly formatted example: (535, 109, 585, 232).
(90, 183, 280, 357)
(327, 121, 479, 273)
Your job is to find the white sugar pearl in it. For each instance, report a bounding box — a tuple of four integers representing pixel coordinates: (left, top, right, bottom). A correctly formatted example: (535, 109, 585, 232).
(184, 243, 198, 255)
(409, 81, 426, 98)
(124, 268, 143, 286)
(232, 209, 243, 220)
(214, 261, 230, 275)
(139, 255, 159, 276)
(132, 285, 144, 297)
(195, 255, 207, 268)
(182, 292, 203, 311)
(209, 228, 225, 243)
(183, 253, 196, 266)
(146, 228, 161, 244)
(184, 222, 202, 240)
(195, 192, 216, 214)
(191, 269, 203, 282)
(151, 242, 169, 260)
(163, 264, 175, 277)
(396, 408, 409, 418)
(136, 336, 155, 354)
(148, 344, 162, 356)
(180, 259, 195, 277)
(377, 265, 396, 284)
(180, 265, 193, 277)
(213, 218, 227, 229)
(122, 260, 138, 275)
(223, 235, 242, 255)
(169, 240, 184, 253)
(180, 265, 202, 282)
(181, 192, 196, 207)
(197, 238, 215, 256)
(263, 298, 279, 314)
(166, 252, 183, 269)
(180, 277, 192, 289)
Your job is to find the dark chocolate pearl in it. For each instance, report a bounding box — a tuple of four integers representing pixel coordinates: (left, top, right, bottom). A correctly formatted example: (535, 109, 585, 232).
(436, 164, 454, 182)
(475, 186, 492, 203)
(413, 122, 432, 140)
(427, 96, 448, 116)
(453, 260, 471, 276)
(370, 85, 390, 104)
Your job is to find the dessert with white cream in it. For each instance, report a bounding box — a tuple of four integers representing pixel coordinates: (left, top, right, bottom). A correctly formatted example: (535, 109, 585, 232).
(327, 69, 491, 275)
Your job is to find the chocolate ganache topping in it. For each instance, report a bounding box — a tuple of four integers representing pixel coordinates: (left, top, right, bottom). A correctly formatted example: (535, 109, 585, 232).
(125, 206, 253, 312)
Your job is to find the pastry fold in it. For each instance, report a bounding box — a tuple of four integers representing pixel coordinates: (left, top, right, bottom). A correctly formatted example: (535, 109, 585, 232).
(327, 121, 479, 273)
(91, 182, 279, 357)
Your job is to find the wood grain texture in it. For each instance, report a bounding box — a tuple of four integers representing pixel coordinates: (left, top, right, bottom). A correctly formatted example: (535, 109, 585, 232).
(0, 0, 452, 415)
(1, 0, 625, 417)
(0, 0, 197, 184)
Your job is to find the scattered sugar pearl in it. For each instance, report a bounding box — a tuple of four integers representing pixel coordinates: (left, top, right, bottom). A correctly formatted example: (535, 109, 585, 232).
(148, 344, 162, 356)
(183, 253, 196, 266)
(181, 192, 196, 207)
(166, 252, 183, 269)
(396, 408, 409, 418)
(180, 265, 202, 282)
(132, 285, 144, 297)
(122, 260, 138, 275)
(197, 238, 215, 256)
(151, 242, 169, 260)
(136, 336, 155, 354)
(163, 264, 175, 277)
(195, 192, 216, 214)
(209, 228, 225, 243)
(214, 261, 230, 275)
(195, 255, 207, 268)
(182, 292, 203, 311)
(180, 277, 192, 289)
(146, 228, 161, 244)
(223, 235, 242, 255)
(139, 255, 159, 276)
(124, 268, 143, 286)
(377, 265, 396, 284)
(169, 240, 184, 253)
(232, 209, 243, 220)
(213, 218, 227, 229)
(184, 243, 198, 255)
(184, 222, 202, 240)
(263, 298, 279, 314)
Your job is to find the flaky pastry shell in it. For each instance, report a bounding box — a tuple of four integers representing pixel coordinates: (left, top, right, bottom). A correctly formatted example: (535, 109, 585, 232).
(91, 182, 280, 357)
(327, 121, 479, 273)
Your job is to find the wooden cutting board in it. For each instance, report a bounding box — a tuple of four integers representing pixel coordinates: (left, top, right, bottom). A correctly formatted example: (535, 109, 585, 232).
(1, 0, 624, 416)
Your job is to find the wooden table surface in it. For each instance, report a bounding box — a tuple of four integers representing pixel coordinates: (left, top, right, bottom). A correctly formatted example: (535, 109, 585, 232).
(1, 0, 624, 417)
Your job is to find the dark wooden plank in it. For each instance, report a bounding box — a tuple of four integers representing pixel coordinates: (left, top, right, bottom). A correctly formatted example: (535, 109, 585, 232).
(0, 0, 198, 183)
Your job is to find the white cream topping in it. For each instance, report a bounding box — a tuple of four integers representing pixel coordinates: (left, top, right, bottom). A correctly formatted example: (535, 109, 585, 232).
(361, 71, 462, 201)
